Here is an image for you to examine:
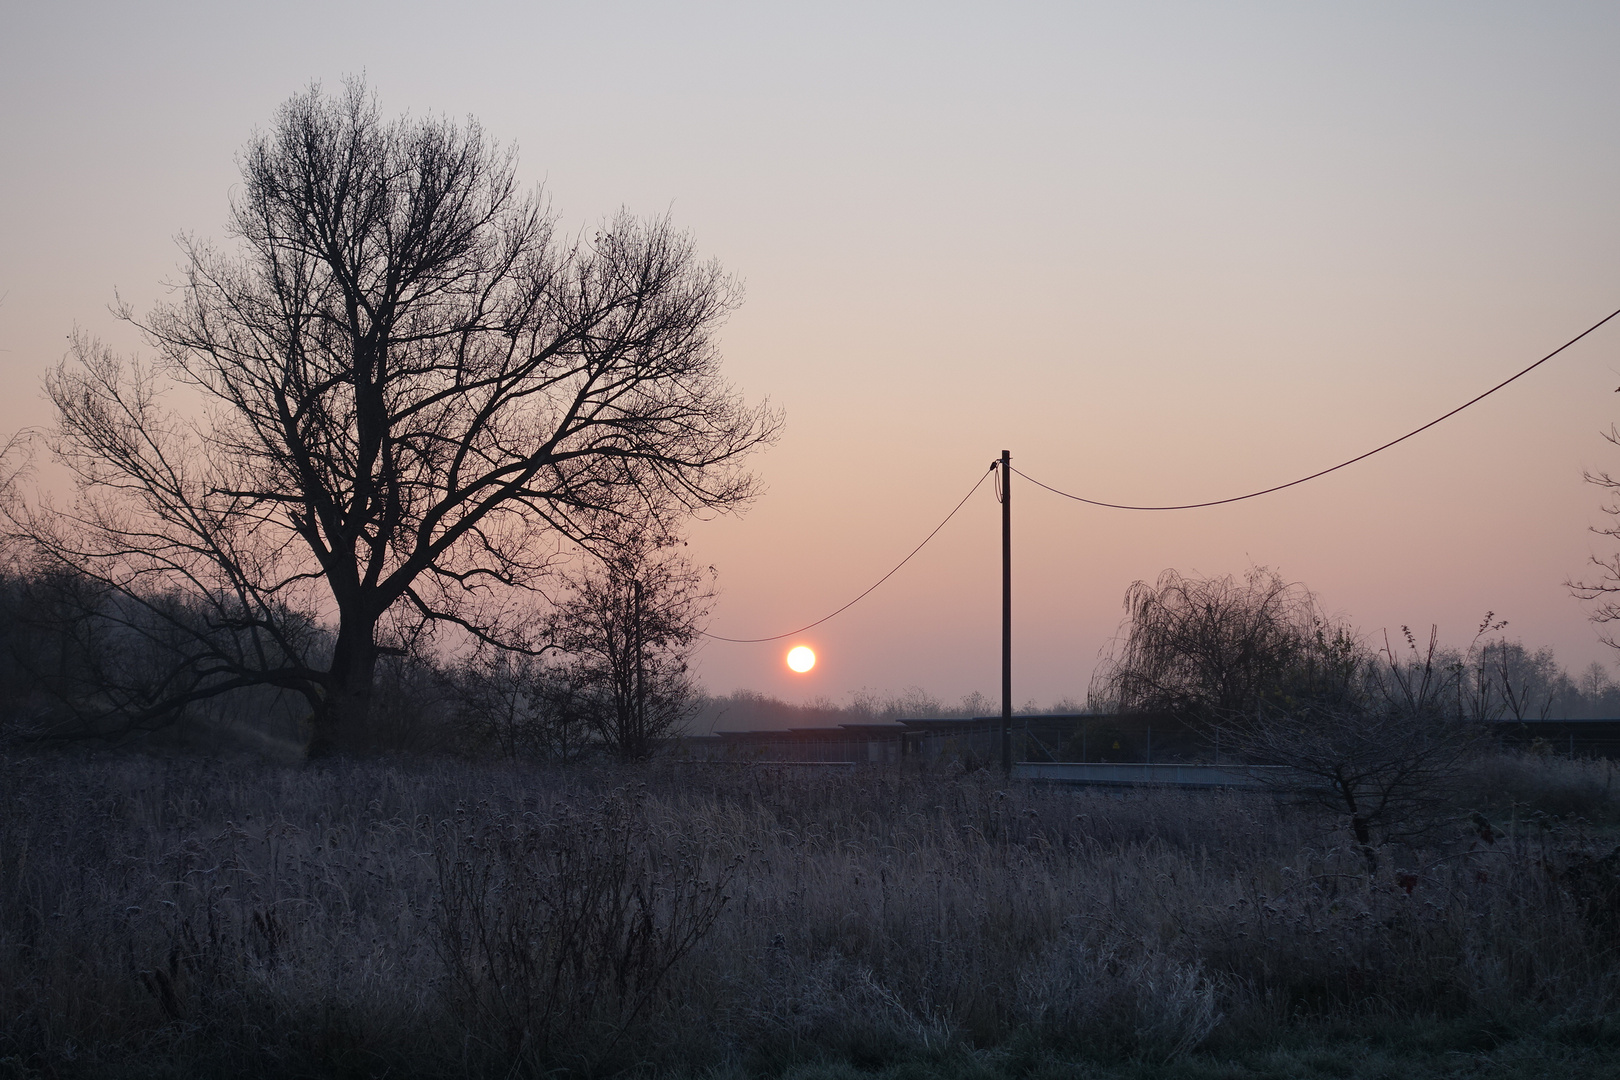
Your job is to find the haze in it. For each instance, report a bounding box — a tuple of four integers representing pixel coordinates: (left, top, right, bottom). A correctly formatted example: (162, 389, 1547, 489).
(4, 2, 1620, 708)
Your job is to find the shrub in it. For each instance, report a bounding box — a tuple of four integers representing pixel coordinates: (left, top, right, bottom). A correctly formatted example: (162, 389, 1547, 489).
(432, 789, 737, 1069)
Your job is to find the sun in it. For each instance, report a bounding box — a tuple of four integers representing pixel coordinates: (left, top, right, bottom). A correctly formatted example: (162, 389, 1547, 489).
(786, 645, 816, 673)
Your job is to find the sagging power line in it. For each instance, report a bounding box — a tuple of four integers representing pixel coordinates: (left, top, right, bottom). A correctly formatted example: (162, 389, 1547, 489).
(1013, 304, 1620, 511)
(699, 465, 996, 643)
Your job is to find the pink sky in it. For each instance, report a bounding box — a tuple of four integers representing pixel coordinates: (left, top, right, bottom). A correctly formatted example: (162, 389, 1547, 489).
(5, 3, 1620, 708)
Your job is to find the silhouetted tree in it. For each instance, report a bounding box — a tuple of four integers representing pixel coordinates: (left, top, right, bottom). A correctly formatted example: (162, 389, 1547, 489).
(1094, 568, 1490, 872)
(1575, 661, 1620, 717)
(1227, 625, 1484, 874)
(1478, 638, 1569, 721)
(14, 79, 777, 752)
(450, 648, 597, 761)
(1572, 423, 1620, 649)
(1088, 566, 1324, 723)
(545, 537, 710, 761)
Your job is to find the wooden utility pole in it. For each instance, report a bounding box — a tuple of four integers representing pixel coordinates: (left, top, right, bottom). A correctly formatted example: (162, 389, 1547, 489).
(634, 579, 646, 750)
(1000, 449, 1012, 774)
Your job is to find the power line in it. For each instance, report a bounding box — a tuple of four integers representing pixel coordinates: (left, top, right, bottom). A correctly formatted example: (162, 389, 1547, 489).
(700, 464, 996, 643)
(701, 305, 1620, 642)
(1014, 304, 1620, 511)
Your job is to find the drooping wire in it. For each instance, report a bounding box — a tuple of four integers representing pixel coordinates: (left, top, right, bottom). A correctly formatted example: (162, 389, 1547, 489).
(700, 464, 997, 643)
(1013, 304, 1620, 511)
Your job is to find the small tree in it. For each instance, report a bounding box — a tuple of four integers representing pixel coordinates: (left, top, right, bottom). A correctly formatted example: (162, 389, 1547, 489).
(546, 537, 711, 761)
(1572, 423, 1620, 647)
(1575, 661, 1620, 717)
(1477, 638, 1568, 721)
(451, 648, 596, 761)
(1228, 625, 1484, 874)
(1089, 566, 1323, 722)
(1094, 568, 1488, 873)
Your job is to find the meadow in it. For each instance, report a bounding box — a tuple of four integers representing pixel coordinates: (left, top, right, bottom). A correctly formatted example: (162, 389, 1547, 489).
(3, 750, 1620, 1079)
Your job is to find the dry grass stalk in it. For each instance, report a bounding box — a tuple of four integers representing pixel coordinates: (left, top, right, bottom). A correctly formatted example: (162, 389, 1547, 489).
(1, 752, 1617, 1077)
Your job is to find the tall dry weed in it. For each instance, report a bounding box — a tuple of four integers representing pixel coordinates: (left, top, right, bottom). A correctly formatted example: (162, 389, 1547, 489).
(2, 751, 1618, 1077)
(431, 788, 737, 1068)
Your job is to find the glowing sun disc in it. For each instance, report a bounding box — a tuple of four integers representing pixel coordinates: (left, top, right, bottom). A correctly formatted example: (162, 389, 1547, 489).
(786, 646, 816, 673)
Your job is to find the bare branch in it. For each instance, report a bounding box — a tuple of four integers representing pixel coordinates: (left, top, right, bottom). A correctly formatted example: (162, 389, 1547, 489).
(12, 78, 777, 752)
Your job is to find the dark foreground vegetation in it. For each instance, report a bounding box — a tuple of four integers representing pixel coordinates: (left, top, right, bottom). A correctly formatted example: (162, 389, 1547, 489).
(5, 750, 1620, 1079)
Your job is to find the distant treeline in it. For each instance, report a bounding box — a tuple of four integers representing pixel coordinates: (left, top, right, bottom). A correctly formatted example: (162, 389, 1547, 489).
(687, 688, 1087, 735)
(6, 559, 1620, 756)
(692, 640, 1620, 736)
(0, 561, 1076, 751)
(1452, 643, 1620, 719)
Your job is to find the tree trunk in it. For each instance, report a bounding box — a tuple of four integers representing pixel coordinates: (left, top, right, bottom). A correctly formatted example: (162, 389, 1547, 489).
(1339, 780, 1380, 876)
(308, 613, 379, 757)
(1351, 814, 1378, 876)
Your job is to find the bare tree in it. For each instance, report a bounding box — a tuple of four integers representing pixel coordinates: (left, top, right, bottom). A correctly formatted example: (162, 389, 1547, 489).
(545, 536, 711, 762)
(1228, 625, 1484, 874)
(1088, 566, 1324, 722)
(1576, 661, 1620, 717)
(1094, 568, 1490, 872)
(15, 80, 777, 752)
(450, 648, 597, 761)
(1443, 613, 1577, 723)
(1479, 639, 1568, 721)
(1572, 424, 1620, 648)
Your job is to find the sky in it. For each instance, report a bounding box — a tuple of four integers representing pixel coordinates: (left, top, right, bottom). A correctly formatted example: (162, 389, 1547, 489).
(4, 2, 1620, 710)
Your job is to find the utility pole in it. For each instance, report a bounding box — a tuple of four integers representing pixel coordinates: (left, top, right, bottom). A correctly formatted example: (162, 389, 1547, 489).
(634, 579, 645, 756)
(1000, 449, 1012, 775)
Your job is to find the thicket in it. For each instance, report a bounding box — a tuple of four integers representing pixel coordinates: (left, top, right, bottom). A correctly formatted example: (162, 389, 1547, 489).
(0, 563, 1098, 755)
(1092, 568, 1620, 724)
(4, 751, 1619, 1078)
(0, 561, 702, 760)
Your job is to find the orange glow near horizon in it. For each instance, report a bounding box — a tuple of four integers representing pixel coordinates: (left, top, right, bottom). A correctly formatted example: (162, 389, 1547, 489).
(7, 7, 1620, 708)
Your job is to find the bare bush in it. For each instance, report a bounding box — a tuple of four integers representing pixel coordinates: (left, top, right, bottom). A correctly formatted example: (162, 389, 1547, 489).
(450, 649, 596, 761)
(432, 791, 736, 1067)
(1089, 569, 1578, 873)
(1227, 624, 1486, 873)
(544, 537, 711, 761)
